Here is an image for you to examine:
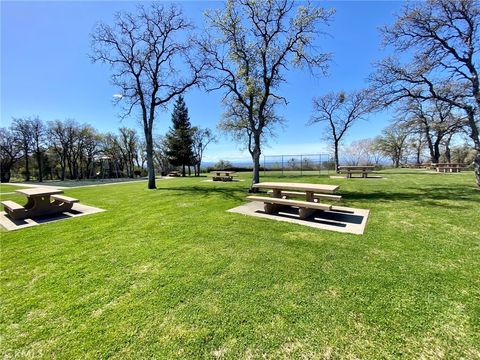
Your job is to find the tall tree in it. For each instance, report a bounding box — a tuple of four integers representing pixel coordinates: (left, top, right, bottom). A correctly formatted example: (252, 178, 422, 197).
(165, 96, 194, 177)
(153, 136, 170, 176)
(396, 98, 465, 163)
(309, 90, 372, 172)
(29, 118, 46, 182)
(11, 118, 34, 181)
(91, 3, 205, 189)
(375, 125, 410, 168)
(191, 127, 216, 176)
(202, 0, 333, 190)
(48, 119, 74, 181)
(370, 0, 480, 185)
(117, 127, 139, 178)
(0, 128, 22, 183)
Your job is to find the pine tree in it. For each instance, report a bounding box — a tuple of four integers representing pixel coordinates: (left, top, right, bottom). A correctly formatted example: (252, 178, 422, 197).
(165, 95, 194, 176)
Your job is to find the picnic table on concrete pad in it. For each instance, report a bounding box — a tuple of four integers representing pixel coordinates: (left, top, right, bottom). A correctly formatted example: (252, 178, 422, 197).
(2, 188, 79, 220)
(210, 171, 236, 181)
(338, 165, 375, 178)
(432, 163, 466, 173)
(247, 182, 340, 219)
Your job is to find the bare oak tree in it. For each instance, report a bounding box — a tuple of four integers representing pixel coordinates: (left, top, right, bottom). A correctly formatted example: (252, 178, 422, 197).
(370, 0, 480, 185)
(0, 128, 22, 183)
(11, 118, 34, 181)
(396, 98, 466, 163)
(202, 0, 333, 189)
(91, 3, 205, 189)
(374, 125, 410, 168)
(30, 118, 46, 182)
(191, 127, 216, 176)
(309, 90, 372, 172)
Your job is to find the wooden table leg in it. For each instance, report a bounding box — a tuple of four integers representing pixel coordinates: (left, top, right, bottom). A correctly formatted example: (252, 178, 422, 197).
(272, 189, 282, 198)
(298, 191, 317, 219)
(305, 191, 314, 202)
(23, 195, 72, 219)
(264, 203, 283, 214)
(299, 207, 315, 219)
(264, 189, 284, 214)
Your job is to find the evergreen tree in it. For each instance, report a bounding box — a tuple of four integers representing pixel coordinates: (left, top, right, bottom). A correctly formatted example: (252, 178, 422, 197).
(165, 96, 194, 176)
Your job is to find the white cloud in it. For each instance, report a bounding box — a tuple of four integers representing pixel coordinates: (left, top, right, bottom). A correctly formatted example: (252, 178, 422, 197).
(112, 94, 123, 99)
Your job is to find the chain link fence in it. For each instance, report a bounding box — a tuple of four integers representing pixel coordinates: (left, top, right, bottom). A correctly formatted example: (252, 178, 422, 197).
(263, 154, 334, 176)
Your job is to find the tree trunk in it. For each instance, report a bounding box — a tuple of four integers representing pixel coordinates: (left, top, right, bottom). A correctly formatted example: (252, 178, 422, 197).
(188, 165, 191, 177)
(36, 151, 43, 182)
(474, 152, 480, 187)
(145, 134, 156, 189)
(444, 146, 451, 163)
(0, 163, 12, 182)
(416, 147, 421, 165)
(60, 160, 66, 181)
(334, 141, 340, 173)
(249, 131, 262, 192)
(182, 164, 186, 177)
(251, 150, 261, 190)
(24, 149, 30, 181)
(432, 141, 441, 163)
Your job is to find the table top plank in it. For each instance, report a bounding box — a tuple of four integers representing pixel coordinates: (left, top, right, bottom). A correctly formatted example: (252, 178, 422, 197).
(252, 182, 339, 194)
(15, 188, 64, 197)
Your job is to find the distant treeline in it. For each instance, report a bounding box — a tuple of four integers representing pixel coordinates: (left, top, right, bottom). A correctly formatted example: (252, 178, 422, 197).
(0, 116, 215, 183)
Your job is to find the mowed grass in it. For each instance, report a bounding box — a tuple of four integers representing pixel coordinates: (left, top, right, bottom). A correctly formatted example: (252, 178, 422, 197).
(0, 184, 27, 194)
(1, 170, 479, 359)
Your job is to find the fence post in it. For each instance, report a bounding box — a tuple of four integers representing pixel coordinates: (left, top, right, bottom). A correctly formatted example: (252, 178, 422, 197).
(281, 155, 284, 176)
(300, 155, 303, 176)
(319, 153, 322, 176)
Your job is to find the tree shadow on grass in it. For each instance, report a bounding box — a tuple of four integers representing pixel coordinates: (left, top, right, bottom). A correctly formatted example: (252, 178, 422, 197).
(343, 186, 479, 208)
(155, 186, 246, 201)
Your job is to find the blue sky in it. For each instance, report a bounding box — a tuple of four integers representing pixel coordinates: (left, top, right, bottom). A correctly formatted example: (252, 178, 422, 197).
(1, 1, 402, 163)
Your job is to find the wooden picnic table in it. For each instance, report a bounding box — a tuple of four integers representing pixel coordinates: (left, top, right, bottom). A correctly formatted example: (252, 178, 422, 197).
(210, 171, 236, 181)
(431, 163, 466, 173)
(338, 165, 375, 178)
(2, 188, 79, 220)
(247, 182, 340, 219)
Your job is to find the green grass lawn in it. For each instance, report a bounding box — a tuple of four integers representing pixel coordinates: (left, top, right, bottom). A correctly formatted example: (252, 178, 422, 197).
(1, 170, 479, 358)
(0, 183, 27, 194)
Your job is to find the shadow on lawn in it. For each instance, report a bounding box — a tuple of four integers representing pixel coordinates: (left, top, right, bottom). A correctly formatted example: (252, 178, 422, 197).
(156, 185, 246, 201)
(343, 186, 479, 207)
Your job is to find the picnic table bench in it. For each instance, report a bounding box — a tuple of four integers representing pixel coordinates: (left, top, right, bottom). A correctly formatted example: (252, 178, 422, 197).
(167, 171, 180, 177)
(338, 165, 375, 178)
(2, 188, 79, 220)
(210, 171, 236, 182)
(247, 182, 340, 219)
(432, 163, 465, 173)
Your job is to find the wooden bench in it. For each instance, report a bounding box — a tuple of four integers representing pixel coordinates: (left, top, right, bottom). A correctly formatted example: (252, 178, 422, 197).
(2, 200, 27, 219)
(51, 195, 79, 204)
(167, 171, 180, 177)
(211, 171, 236, 182)
(267, 190, 342, 201)
(246, 196, 331, 219)
(212, 176, 233, 182)
(436, 166, 465, 173)
(338, 169, 373, 178)
(2, 188, 81, 220)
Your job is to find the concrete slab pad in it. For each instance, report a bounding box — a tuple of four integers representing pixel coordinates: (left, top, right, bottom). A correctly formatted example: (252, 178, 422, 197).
(227, 201, 369, 235)
(0, 203, 105, 231)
